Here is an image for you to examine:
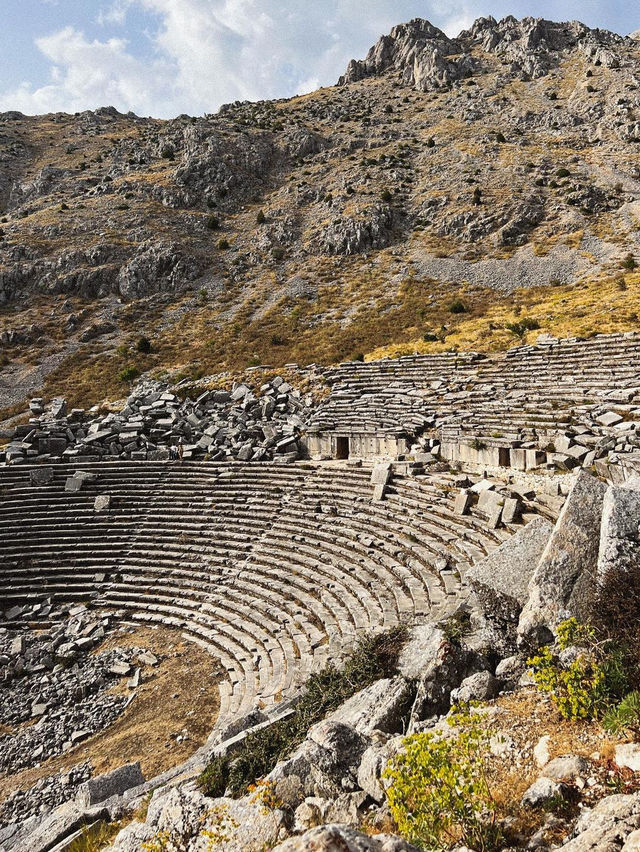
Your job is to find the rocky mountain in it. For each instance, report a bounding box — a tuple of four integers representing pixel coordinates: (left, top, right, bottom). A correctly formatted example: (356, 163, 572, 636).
(2, 15, 640, 415)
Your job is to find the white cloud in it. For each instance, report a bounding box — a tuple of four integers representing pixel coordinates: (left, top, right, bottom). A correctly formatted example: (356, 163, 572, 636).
(0, 0, 579, 118)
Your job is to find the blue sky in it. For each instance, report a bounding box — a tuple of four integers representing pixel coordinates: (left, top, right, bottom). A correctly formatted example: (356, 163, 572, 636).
(1, 0, 638, 118)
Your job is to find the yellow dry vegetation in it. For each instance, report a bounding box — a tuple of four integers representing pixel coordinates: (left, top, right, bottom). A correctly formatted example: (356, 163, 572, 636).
(369, 271, 640, 360)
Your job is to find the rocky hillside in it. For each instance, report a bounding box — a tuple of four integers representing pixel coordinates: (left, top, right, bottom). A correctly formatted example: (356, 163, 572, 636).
(2, 16, 640, 414)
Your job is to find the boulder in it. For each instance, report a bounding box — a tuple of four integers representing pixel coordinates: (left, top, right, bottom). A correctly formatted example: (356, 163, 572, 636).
(399, 625, 479, 724)
(467, 516, 554, 626)
(542, 754, 590, 781)
(521, 776, 566, 807)
(518, 472, 607, 646)
(450, 670, 501, 704)
(597, 482, 640, 581)
(560, 791, 640, 851)
(267, 720, 369, 807)
(273, 824, 421, 851)
(325, 677, 414, 736)
(77, 762, 144, 806)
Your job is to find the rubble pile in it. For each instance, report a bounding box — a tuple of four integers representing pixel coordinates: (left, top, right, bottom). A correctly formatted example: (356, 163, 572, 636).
(0, 604, 160, 830)
(0, 764, 92, 832)
(2, 376, 313, 465)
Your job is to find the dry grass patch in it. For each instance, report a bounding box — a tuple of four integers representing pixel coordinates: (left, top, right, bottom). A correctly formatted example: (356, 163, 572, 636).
(0, 626, 222, 806)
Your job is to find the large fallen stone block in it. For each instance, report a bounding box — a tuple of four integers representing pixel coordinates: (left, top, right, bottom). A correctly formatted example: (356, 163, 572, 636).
(597, 481, 640, 581)
(467, 516, 554, 626)
(77, 762, 144, 807)
(518, 471, 607, 646)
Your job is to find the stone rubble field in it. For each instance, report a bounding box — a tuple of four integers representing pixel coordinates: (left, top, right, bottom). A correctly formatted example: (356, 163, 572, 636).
(1, 374, 313, 465)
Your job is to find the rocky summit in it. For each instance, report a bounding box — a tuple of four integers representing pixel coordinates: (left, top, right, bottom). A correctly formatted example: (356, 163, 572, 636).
(4, 13, 640, 852)
(3, 16, 640, 412)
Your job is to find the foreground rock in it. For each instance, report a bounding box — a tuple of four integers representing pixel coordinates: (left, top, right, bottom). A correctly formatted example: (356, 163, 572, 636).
(518, 471, 607, 645)
(273, 824, 421, 851)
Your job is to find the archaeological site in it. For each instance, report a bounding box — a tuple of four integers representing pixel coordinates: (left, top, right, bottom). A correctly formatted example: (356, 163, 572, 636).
(3, 10, 640, 852)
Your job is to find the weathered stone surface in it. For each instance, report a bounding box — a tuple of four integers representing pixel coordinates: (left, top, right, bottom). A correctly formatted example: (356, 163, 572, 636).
(542, 754, 590, 781)
(326, 678, 414, 736)
(450, 670, 501, 704)
(273, 824, 421, 851)
(521, 776, 566, 807)
(597, 483, 640, 581)
(267, 720, 369, 807)
(518, 472, 607, 646)
(109, 785, 287, 852)
(560, 792, 640, 851)
(400, 625, 479, 724)
(616, 744, 640, 773)
(467, 516, 554, 625)
(77, 762, 144, 807)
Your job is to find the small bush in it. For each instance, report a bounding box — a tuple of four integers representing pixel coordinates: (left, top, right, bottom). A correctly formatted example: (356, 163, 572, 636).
(449, 300, 467, 314)
(160, 144, 174, 160)
(271, 247, 285, 261)
(217, 238, 229, 250)
(495, 132, 506, 143)
(206, 215, 220, 230)
(472, 186, 482, 205)
(384, 705, 500, 851)
(256, 209, 266, 224)
(556, 167, 571, 178)
(118, 365, 139, 383)
(505, 317, 541, 338)
(422, 332, 438, 342)
(622, 253, 637, 271)
(381, 189, 393, 203)
(136, 336, 152, 354)
(351, 352, 365, 362)
(528, 618, 628, 721)
(426, 137, 435, 148)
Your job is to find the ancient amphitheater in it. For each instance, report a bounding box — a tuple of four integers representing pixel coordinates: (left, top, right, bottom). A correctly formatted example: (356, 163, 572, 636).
(3, 331, 640, 850)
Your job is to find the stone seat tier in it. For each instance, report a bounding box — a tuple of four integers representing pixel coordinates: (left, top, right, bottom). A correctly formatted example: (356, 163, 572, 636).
(0, 461, 521, 729)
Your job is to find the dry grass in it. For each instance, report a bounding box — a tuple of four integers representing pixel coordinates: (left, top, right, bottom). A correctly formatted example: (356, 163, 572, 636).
(0, 626, 222, 805)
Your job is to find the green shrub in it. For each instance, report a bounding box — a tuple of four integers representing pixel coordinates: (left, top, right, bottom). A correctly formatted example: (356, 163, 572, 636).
(136, 336, 152, 353)
(528, 618, 628, 721)
(198, 627, 407, 798)
(256, 209, 266, 224)
(603, 691, 640, 737)
(384, 705, 500, 851)
(505, 317, 541, 338)
(423, 332, 439, 342)
(472, 187, 482, 205)
(206, 215, 220, 230)
(449, 300, 467, 314)
(217, 238, 229, 250)
(271, 247, 285, 261)
(160, 144, 174, 160)
(426, 137, 436, 148)
(118, 365, 139, 383)
(381, 189, 393, 203)
(622, 253, 637, 271)
(495, 132, 506, 143)
(556, 167, 571, 178)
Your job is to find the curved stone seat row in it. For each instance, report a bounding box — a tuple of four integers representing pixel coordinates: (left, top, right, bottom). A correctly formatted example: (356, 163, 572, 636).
(312, 333, 640, 439)
(0, 461, 523, 725)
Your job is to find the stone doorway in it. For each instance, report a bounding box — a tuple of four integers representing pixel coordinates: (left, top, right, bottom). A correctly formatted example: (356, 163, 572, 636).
(336, 436, 350, 460)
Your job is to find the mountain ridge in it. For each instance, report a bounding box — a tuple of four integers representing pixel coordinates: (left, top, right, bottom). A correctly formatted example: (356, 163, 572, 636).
(1, 14, 640, 415)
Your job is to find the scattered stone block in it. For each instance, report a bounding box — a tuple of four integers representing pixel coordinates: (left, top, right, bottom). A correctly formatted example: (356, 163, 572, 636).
(77, 762, 144, 806)
(467, 516, 554, 626)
